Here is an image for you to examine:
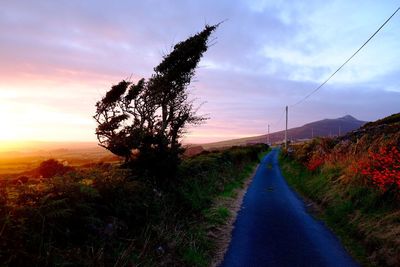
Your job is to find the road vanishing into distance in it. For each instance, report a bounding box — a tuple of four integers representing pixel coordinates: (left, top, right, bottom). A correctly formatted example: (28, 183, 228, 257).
(220, 148, 359, 267)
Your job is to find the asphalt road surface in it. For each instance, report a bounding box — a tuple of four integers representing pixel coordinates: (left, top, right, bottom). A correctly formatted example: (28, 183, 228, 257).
(220, 148, 359, 267)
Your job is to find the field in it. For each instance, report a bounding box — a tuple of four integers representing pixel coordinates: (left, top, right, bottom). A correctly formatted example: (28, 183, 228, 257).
(0, 142, 119, 179)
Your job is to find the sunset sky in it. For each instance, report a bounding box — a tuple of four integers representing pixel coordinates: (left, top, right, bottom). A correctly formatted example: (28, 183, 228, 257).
(1, 0, 399, 144)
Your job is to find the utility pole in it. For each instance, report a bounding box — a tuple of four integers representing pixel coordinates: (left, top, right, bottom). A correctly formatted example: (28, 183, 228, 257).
(285, 106, 288, 149)
(267, 124, 270, 145)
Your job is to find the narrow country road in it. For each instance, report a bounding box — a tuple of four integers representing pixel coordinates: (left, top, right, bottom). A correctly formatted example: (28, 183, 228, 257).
(220, 148, 359, 267)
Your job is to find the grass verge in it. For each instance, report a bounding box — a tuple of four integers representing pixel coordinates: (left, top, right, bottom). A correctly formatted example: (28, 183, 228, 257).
(178, 148, 270, 267)
(279, 154, 400, 267)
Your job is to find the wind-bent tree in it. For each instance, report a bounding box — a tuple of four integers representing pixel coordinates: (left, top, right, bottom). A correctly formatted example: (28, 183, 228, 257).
(94, 25, 217, 185)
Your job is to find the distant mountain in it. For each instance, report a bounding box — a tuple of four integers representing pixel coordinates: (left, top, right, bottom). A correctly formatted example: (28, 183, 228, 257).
(202, 115, 367, 149)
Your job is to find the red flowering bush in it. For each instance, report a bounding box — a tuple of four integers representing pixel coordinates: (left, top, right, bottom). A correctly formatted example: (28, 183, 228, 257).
(353, 145, 400, 192)
(306, 155, 325, 172)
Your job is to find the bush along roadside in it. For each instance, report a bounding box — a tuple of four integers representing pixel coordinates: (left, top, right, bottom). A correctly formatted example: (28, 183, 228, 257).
(0, 144, 268, 267)
(149, 144, 269, 267)
(279, 135, 400, 267)
(199, 148, 271, 267)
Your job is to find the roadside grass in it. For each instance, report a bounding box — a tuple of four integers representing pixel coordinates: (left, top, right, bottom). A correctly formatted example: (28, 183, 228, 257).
(279, 155, 372, 266)
(183, 149, 270, 267)
(183, 247, 208, 267)
(220, 164, 253, 198)
(181, 226, 210, 267)
(204, 206, 231, 226)
(280, 151, 400, 267)
(278, 116, 400, 267)
(220, 148, 270, 199)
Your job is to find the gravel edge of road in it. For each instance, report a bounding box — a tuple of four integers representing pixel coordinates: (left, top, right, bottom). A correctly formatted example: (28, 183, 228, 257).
(210, 164, 259, 267)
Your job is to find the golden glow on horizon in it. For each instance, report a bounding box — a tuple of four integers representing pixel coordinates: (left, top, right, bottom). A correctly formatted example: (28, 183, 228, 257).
(0, 83, 264, 145)
(0, 140, 33, 152)
(0, 88, 94, 143)
(0, 101, 22, 141)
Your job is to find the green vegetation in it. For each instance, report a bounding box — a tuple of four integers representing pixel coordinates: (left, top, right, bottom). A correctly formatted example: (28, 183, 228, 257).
(0, 144, 268, 267)
(279, 113, 400, 267)
(279, 157, 371, 265)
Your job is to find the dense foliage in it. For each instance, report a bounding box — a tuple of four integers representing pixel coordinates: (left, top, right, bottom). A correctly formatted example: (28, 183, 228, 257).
(352, 145, 400, 192)
(94, 25, 217, 186)
(0, 144, 267, 267)
(289, 132, 400, 198)
(36, 159, 74, 178)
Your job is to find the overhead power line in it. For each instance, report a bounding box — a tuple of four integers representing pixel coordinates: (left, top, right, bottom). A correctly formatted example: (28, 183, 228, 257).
(291, 6, 400, 107)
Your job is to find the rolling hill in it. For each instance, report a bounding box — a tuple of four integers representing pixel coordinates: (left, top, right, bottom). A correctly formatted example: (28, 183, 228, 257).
(201, 115, 367, 149)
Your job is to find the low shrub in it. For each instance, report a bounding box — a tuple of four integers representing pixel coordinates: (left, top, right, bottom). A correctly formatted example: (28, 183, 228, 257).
(36, 159, 74, 178)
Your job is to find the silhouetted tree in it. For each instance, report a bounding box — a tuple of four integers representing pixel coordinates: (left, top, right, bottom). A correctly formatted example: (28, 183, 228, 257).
(94, 25, 217, 185)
